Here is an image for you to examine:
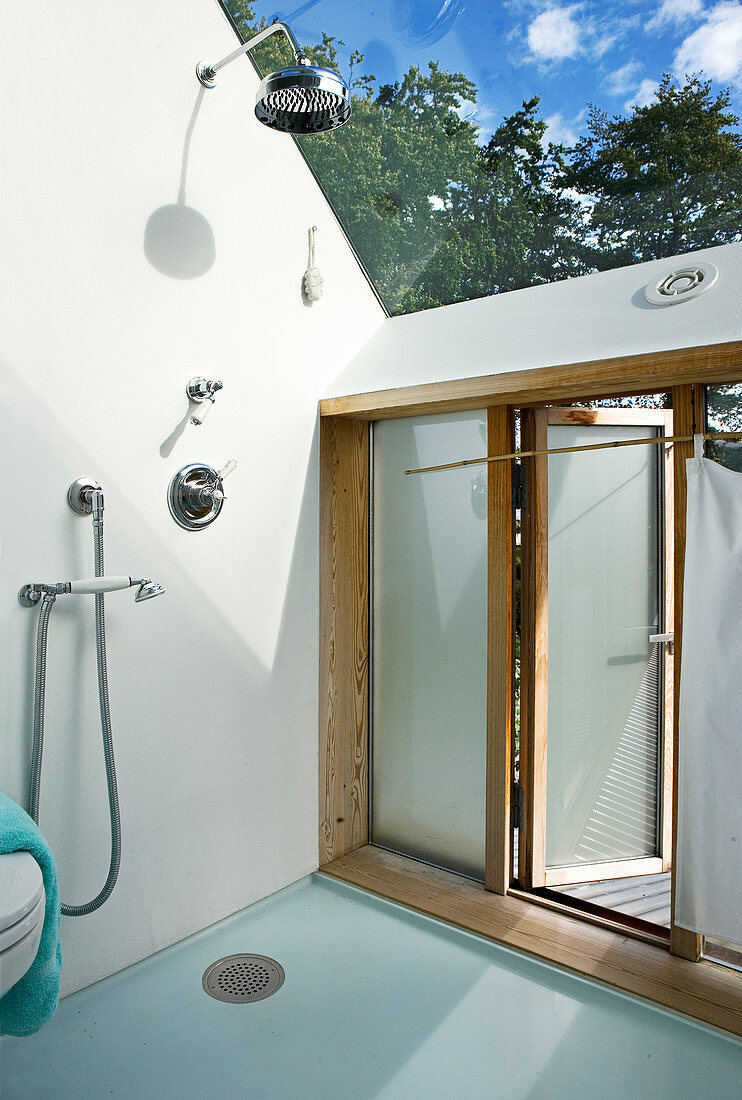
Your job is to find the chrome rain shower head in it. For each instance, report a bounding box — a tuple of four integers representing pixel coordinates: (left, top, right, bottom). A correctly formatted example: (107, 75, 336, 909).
(196, 21, 351, 134)
(134, 580, 166, 603)
(255, 60, 351, 134)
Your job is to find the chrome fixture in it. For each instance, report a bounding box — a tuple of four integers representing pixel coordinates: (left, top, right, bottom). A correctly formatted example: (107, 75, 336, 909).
(196, 21, 351, 134)
(67, 476, 102, 515)
(168, 459, 237, 531)
(135, 579, 166, 602)
(187, 376, 223, 426)
(19, 481, 165, 917)
(202, 954, 285, 1004)
(18, 576, 166, 606)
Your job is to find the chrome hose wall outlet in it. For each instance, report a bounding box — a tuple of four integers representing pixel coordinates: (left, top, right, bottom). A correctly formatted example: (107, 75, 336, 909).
(67, 477, 102, 515)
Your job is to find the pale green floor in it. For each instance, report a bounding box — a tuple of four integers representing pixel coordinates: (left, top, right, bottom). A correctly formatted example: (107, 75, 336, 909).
(2, 875, 741, 1099)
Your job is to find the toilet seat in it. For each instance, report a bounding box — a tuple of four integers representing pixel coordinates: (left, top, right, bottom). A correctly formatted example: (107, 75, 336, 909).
(0, 852, 46, 998)
(0, 852, 44, 933)
(0, 891, 45, 952)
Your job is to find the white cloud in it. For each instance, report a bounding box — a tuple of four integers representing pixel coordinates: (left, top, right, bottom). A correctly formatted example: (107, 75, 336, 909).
(544, 109, 586, 146)
(528, 5, 583, 61)
(646, 0, 704, 32)
(625, 79, 659, 109)
(604, 60, 644, 95)
(471, 103, 500, 125)
(674, 2, 742, 81)
(453, 98, 500, 145)
(523, 3, 631, 66)
(454, 98, 479, 122)
(593, 34, 618, 58)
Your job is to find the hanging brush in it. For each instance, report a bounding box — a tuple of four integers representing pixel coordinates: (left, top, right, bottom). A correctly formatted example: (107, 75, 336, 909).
(303, 225, 324, 302)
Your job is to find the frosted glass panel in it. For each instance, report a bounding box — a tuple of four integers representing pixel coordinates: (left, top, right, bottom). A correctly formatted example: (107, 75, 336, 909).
(372, 412, 487, 879)
(546, 424, 661, 869)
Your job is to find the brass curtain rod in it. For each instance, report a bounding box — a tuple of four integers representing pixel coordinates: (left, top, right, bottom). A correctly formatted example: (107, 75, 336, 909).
(403, 431, 742, 476)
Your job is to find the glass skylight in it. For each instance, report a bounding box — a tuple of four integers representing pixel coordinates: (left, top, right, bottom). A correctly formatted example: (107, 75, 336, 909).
(224, 1, 742, 316)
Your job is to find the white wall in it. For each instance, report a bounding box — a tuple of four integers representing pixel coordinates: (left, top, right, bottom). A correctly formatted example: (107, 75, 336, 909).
(327, 243, 742, 396)
(0, 0, 383, 995)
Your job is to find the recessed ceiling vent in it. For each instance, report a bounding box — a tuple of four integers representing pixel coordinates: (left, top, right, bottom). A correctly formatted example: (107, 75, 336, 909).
(644, 262, 718, 306)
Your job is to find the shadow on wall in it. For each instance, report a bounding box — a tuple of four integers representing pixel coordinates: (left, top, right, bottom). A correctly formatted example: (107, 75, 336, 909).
(2, 356, 320, 784)
(144, 88, 216, 279)
(2, 361, 323, 970)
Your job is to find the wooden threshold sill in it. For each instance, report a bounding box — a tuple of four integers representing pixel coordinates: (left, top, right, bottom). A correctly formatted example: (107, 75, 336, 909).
(320, 845, 742, 1039)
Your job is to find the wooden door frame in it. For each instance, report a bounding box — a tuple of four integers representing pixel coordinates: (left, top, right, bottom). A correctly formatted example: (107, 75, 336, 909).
(318, 345, 742, 1032)
(519, 406, 674, 889)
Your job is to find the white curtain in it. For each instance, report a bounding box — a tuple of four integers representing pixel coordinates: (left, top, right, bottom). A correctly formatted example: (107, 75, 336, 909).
(676, 455, 742, 944)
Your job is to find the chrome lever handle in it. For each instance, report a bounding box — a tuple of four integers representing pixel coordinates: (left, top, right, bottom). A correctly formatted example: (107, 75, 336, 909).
(187, 377, 224, 426)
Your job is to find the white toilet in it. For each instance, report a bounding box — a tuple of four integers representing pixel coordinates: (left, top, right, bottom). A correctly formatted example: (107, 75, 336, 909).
(0, 852, 46, 998)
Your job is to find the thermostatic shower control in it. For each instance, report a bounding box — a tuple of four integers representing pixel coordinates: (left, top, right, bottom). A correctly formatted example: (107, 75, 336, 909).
(168, 459, 237, 531)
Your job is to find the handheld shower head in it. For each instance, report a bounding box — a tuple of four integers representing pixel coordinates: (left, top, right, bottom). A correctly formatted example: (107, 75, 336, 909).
(19, 576, 167, 606)
(134, 580, 166, 603)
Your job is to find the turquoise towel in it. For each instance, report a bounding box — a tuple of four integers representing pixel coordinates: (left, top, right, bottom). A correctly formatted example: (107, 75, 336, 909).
(0, 792, 62, 1036)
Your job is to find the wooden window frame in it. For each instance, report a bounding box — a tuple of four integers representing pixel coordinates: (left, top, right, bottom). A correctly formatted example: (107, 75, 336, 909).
(319, 340, 742, 1037)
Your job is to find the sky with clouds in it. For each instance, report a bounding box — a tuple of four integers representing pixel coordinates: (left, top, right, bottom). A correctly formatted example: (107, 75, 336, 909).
(251, 0, 742, 145)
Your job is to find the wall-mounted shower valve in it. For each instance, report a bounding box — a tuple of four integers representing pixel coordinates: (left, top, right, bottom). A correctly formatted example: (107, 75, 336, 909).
(187, 377, 223, 426)
(168, 459, 237, 531)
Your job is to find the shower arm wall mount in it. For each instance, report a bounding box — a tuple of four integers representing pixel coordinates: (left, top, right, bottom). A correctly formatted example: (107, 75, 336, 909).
(197, 22, 307, 88)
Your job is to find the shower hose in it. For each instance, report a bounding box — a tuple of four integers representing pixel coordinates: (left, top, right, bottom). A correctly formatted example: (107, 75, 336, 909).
(27, 505, 121, 916)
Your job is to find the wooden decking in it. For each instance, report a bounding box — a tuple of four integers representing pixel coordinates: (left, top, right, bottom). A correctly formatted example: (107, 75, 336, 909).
(556, 871, 671, 927)
(512, 830, 672, 928)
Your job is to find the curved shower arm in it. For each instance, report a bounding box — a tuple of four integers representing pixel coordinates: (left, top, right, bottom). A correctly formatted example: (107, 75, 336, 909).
(197, 22, 306, 88)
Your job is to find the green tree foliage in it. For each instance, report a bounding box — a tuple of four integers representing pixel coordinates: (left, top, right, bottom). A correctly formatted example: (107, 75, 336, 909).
(301, 53, 592, 313)
(223, 4, 742, 314)
(310, 54, 484, 313)
(401, 98, 592, 313)
(225, 2, 590, 312)
(566, 75, 742, 267)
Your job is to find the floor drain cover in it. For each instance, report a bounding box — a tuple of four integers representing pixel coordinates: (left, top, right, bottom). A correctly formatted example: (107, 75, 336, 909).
(202, 954, 285, 1004)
